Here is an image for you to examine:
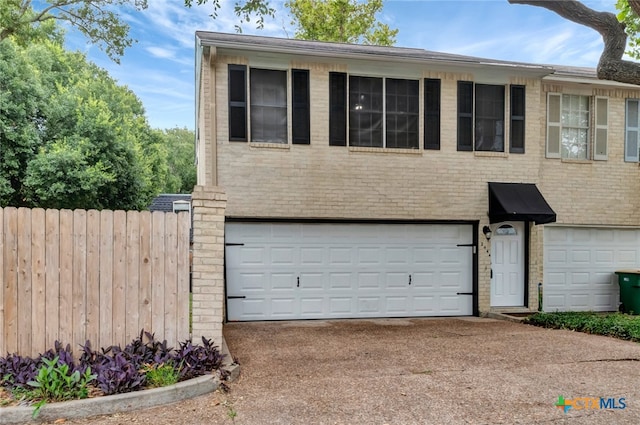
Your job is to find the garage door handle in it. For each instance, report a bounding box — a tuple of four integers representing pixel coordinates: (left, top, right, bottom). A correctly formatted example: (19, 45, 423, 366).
(225, 243, 245, 246)
(457, 292, 473, 296)
(297, 277, 300, 287)
(227, 296, 247, 299)
(408, 274, 412, 285)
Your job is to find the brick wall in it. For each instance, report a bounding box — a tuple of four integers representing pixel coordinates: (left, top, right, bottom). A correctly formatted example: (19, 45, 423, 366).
(199, 52, 640, 315)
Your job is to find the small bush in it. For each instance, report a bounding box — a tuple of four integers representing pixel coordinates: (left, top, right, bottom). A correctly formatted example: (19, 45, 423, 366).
(143, 363, 179, 388)
(27, 356, 95, 402)
(525, 311, 640, 342)
(176, 336, 226, 381)
(0, 330, 228, 410)
(0, 354, 39, 389)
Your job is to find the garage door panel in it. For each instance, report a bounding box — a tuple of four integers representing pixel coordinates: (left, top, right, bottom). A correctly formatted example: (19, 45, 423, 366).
(328, 273, 352, 290)
(617, 250, 637, 263)
(329, 298, 353, 315)
(329, 248, 352, 265)
(227, 223, 473, 321)
(358, 297, 381, 314)
(544, 226, 640, 312)
(386, 297, 409, 313)
(271, 273, 295, 291)
(358, 273, 382, 289)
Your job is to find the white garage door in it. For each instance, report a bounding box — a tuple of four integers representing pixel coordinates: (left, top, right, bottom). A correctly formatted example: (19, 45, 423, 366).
(544, 226, 640, 312)
(225, 222, 474, 321)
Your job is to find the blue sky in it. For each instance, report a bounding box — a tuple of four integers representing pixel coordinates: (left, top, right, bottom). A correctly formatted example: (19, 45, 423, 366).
(68, 0, 618, 130)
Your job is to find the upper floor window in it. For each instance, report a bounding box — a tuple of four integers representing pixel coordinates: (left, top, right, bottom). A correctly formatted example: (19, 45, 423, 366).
(625, 99, 640, 162)
(330, 73, 429, 149)
(228, 65, 310, 144)
(457, 82, 525, 153)
(546, 93, 608, 160)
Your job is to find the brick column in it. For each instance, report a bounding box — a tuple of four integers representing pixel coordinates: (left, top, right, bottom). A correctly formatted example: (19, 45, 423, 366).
(191, 185, 226, 345)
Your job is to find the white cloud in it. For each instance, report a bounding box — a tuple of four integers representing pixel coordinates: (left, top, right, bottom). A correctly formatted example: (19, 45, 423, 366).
(145, 46, 176, 59)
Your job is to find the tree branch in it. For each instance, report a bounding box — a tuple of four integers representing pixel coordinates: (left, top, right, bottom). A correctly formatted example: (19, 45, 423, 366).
(509, 0, 640, 85)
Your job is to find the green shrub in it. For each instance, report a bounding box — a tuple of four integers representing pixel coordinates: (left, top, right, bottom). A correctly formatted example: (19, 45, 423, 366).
(142, 363, 179, 388)
(525, 311, 640, 342)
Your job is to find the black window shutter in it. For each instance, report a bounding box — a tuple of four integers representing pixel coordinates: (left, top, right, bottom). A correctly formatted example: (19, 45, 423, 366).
(292, 69, 310, 144)
(228, 65, 247, 141)
(510, 85, 525, 153)
(329, 72, 347, 146)
(424, 78, 441, 150)
(457, 81, 473, 151)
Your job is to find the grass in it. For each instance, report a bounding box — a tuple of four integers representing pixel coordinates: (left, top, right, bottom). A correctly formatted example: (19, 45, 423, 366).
(524, 311, 640, 342)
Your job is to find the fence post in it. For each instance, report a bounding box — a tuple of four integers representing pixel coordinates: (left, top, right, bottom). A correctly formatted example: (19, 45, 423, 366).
(191, 186, 227, 345)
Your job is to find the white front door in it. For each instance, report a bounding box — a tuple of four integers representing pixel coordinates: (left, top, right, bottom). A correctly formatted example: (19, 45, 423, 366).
(491, 222, 525, 307)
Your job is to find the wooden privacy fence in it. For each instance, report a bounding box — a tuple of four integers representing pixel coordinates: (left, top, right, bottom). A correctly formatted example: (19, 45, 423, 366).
(0, 207, 191, 357)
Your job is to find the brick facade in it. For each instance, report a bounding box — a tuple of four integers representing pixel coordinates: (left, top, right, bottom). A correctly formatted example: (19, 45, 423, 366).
(195, 33, 640, 318)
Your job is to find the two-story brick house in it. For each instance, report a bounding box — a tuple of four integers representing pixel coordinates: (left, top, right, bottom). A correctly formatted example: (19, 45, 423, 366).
(194, 31, 640, 322)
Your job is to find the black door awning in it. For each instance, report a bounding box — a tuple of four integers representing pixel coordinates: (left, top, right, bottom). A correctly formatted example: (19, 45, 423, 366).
(488, 182, 556, 225)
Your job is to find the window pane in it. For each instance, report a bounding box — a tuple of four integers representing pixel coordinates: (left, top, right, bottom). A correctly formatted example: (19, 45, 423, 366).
(561, 128, 588, 159)
(386, 78, 419, 149)
(475, 84, 505, 152)
(561, 94, 589, 159)
(510, 85, 525, 153)
(228, 65, 247, 141)
(250, 69, 287, 143)
(349, 76, 383, 147)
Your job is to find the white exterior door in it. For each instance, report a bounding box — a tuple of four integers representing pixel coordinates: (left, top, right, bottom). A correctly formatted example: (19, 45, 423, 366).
(225, 222, 474, 321)
(491, 222, 525, 307)
(544, 226, 640, 311)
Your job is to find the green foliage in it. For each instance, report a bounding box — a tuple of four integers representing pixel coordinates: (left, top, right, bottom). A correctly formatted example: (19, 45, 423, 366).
(2, 0, 277, 62)
(156, 127, 197, 194)
(0, 35, 168, 210)
(525, 311, 640, 342)
(142, 363, 179, 388)
(285, 0, 398, 45)
(26, 356, 95, 417)
(616, 0, 640, 60)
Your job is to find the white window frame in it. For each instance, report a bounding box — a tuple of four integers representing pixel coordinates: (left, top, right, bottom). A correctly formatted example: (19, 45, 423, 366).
(546, 93, 608, 160)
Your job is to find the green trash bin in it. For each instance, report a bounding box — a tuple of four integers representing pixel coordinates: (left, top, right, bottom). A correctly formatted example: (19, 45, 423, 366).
(615, 270, 640, 314)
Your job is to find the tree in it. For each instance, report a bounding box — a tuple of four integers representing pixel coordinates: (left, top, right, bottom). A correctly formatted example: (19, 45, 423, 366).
(0, 35, 168, 210)
(0, 0, 275, 62)
(285, 0, 397, 45)
(156, 128, 197, 194)
(508, 0, 640, 85)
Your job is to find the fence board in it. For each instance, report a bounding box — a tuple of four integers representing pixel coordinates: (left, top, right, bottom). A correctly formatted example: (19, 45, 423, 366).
(17, 208, 32, 355)
(0, 208, 4, 355)
(58, 210, 73, 346)
(176, 213, 190, 344)
(4, 208, 18, 353)
(86, 210, 100, 347)
(139, 211, 152, 334)
(164, 213, 178, 346)
(1, 207, 191, 355)
(72, 210, 87, 350)
(151, 212, 165, 336)
(126, 211, 140, 343)
(112, 210, 127, 345)
(99, 210, 114, 349)
(45, 210, 60, 350)
(31, 208, 46, 356)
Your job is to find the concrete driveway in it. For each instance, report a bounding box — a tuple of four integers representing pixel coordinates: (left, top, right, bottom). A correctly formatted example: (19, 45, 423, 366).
(221, 317, 640, 424)
(42, 317, 640, 424)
